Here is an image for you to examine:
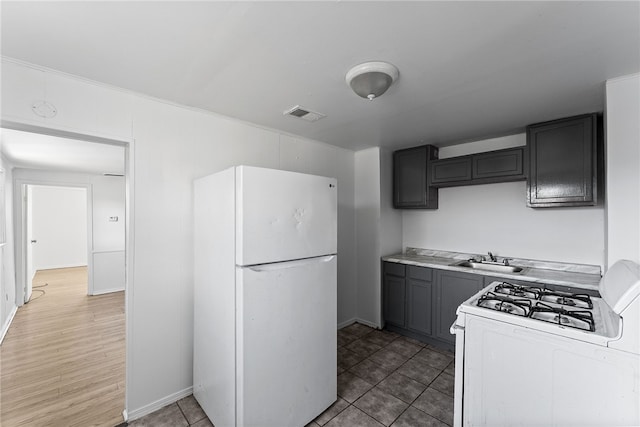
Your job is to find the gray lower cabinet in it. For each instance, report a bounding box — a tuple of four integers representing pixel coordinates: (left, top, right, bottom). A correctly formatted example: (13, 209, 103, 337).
(383, 263, 406, 328)
(384, 262, 482, 348)
(434, 270, 484, 344)
(407, 277, 433, 335)
(384, 262, 600, 348)
(383, 262, 434, 338)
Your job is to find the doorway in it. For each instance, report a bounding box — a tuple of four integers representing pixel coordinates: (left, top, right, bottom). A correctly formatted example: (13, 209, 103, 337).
(25, 184, 89, 302)
(0, 124, 132, 426)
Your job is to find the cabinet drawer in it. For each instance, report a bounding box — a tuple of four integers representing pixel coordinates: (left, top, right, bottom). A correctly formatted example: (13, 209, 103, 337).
(384, 262, 406, 277)
(408, 265, 432, 281)
(431, 157, 472, 185)
(473, 148, 524, 179)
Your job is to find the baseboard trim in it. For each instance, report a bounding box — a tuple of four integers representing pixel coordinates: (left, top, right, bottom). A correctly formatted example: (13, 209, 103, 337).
(122, 409, 128, 422)
(0, 305, 18, 345)
(127, 386, 193, 421)
(353, 318, 381, 329)
(91, 287, 125, 296)
(337, 318, 357, 329)
(337, 317, 381, 330)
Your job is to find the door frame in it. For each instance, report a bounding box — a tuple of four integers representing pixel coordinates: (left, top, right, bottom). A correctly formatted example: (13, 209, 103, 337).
(18, 181, 93, 303)
(1, 119, 134, 420)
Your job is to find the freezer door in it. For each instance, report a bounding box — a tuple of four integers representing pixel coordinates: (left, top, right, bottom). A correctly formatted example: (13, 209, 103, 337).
(236, 166, 337, 266)
(236, 255, 337, 427)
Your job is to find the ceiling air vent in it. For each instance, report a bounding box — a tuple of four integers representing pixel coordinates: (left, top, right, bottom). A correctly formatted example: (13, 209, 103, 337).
(283, 105, 326, 122)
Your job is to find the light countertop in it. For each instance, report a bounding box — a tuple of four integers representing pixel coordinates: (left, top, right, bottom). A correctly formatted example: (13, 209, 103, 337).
(382, 248, 602, 291)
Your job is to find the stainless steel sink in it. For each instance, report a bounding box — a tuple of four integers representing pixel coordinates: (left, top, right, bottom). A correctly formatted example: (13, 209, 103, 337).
(452, 260, 523, 273)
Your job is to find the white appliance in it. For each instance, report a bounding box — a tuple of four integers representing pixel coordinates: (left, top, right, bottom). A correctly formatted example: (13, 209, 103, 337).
(451, 260, 640, 427)
(193, 166, 337, 427)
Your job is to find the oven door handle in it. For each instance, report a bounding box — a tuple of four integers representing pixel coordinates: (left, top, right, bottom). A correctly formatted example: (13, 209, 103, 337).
(450, 322, 465, 334)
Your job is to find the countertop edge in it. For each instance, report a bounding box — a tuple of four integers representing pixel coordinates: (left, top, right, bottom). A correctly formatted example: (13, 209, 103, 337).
(382, 255, 601, 291)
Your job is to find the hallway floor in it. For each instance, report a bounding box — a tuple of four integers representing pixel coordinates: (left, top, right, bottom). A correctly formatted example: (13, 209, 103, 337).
(132, 322, 454, 427)
(0, 267, 125, 427)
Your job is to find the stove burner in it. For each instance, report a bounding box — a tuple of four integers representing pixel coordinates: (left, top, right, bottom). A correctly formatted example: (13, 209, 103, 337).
(494, 282, 542, 299)
(530, 302, 595, 332)
(539, 290, 593, 309)
(477, 292, 531, 317)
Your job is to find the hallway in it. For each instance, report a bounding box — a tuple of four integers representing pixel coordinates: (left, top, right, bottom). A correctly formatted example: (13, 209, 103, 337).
(0, 267, 125, 426)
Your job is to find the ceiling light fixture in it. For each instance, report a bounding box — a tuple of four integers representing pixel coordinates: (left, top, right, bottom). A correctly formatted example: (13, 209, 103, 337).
(345, 61, 399, 101)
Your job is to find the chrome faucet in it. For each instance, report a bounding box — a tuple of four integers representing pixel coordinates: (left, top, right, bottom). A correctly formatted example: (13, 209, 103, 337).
(488, 252, 498, 262)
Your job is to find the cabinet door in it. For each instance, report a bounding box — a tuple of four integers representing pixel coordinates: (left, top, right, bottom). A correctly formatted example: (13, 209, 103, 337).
(435, 270, 484, 343)
(527, 114, 599, 207)
(431, 157, 472, 186)
(393, 145, 438, 209)
(472, 148, 524, 181)
(384, 274, 406, 327)
(407, 278, 432, 335)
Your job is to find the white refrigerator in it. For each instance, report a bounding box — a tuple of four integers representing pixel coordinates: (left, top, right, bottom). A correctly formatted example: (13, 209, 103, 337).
(193, 166, 337, 427)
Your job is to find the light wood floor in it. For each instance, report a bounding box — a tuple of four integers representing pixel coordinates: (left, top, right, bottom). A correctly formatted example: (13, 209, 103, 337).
(0, 267, 125, 427)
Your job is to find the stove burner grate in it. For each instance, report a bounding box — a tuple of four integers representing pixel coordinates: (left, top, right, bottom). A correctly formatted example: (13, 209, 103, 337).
(477, 292, 532, 317)
(539, 291, 593, 309)
(494, 282, 542, 299)
(529, 302, 595, 332)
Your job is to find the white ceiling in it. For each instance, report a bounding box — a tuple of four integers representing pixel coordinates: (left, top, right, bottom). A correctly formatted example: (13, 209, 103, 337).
(1, 1, 639, 152)
(1, 128, 125, 175)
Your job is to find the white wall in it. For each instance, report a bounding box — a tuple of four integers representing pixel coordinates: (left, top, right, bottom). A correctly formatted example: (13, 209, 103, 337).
(129, 97, 356, 413)
(1, 59, 358, 418)
(355, 148, 381, 327)
(30, 185, 87, 270)
(403, 134, 606, 266)
(354, 147, 402, 328)
(605, 73, 640, 268)
(0, 156, 17, 342)
(379, 147, 402, 258)
(92, 176, 125, 251)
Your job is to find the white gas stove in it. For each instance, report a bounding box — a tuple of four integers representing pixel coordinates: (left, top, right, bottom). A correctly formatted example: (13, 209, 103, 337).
(451, 260, 640, 427)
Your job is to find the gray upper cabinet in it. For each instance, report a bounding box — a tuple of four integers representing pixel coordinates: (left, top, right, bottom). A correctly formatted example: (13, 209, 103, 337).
(527, 113, 602, 207)
(431, 157, 472, 185)
(393, 145, 439, 209)
(473, 148, 524, 180)
(430, 147, 526, 188)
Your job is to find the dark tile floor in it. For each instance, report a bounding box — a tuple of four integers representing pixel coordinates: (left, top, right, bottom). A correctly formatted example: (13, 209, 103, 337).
(127, 323, 454, 427)
(127, 395, 212, 427)
(319, 323, 455, 427)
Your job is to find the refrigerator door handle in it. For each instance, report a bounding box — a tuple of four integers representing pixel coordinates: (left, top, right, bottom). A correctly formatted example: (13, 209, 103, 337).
(246, 255, 335, 272)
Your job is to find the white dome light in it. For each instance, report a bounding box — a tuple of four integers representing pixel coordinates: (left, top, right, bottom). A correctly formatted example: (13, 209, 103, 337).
(345, 61, 399, 101)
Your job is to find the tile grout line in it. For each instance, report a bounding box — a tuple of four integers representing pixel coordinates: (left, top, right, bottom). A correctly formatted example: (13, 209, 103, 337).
(336, 327, 454, 426)
(175, 401, 190, 426)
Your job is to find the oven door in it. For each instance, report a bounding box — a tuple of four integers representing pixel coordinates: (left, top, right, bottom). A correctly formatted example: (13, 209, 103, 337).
(462, 315, 640, 426)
